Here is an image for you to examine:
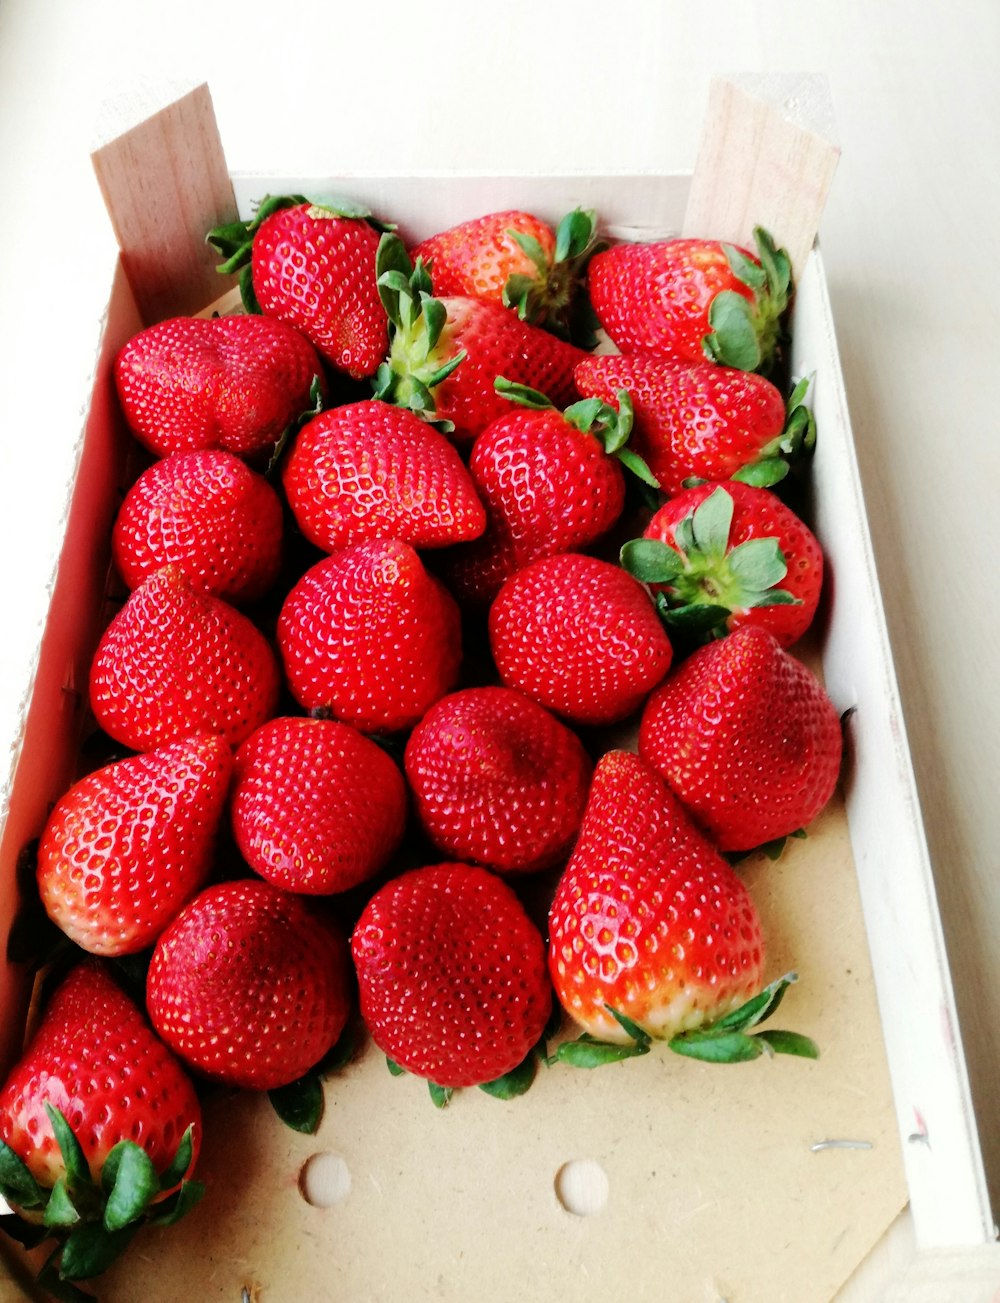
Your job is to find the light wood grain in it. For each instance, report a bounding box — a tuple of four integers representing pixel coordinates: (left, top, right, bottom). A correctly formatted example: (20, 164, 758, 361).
(90, 82, 237, 323)
(683, 74, 841, 277)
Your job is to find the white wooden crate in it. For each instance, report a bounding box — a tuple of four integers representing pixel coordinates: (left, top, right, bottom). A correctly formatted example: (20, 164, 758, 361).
(0, 81, 996, 1303)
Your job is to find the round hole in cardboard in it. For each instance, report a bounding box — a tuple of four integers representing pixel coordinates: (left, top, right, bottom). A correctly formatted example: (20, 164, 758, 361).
(554, 1159, 609, 1216)
(299, 1152, 351, 1208)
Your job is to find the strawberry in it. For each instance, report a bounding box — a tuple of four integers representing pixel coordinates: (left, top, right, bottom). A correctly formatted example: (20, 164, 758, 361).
(0, 964, 202, 1287)
(403, 687, 592, 875)
(36, 733, 231, 956)
(351, 862, 552, 1089)
(114, 312, 324, 459)
(621, 482, 823, 647)
(208, 195, 388, 379)
(277, 538, 462, 733)
(231, 716, 408, 894)
(548, 750, 765, 1043)
(489, 553, 673, 724)
(587, 227, 791, 373)
(639, 626, 842, 851)
(574, 355, 815, 492)
(112, 450, 284, 605)
(373, 234, 586, 444)
(443, 381, 653, 608)
(412, 207, 603, 344)
(89, 565, 281, 752)
(282, 399, 486, 554)
(146, 879, 352, 1091)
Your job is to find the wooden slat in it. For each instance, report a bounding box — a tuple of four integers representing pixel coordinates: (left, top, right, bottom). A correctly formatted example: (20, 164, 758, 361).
(683, 74, 841, 277)
(885, 1244, 1000, 1301)
(90, 83, 237, 323)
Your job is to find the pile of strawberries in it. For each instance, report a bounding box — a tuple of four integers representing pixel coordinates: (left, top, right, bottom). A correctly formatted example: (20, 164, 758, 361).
(0, 197, 843, 1294)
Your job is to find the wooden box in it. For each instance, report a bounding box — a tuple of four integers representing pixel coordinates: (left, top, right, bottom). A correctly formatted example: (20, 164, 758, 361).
(0, 80, 996, 1302)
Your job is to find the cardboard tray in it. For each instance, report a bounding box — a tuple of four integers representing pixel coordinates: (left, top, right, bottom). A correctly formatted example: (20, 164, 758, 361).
(0, 81, 996, 1302)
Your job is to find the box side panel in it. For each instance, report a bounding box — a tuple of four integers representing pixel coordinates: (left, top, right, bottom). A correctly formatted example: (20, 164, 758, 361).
(0, 259, 140, 1079)
(230, 172, 690, 242)
(797, 248, 994, 1246)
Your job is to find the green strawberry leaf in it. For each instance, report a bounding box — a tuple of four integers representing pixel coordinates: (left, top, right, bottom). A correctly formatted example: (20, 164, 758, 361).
(509, 230, 551, 277)
(422, 350, 466, 390)
(726, 536, 788, 590)
(146, 1178, 206, 1227)
(714, 973, 796, 1033)
(604, 1005, 652, 1046)
(562, 397, 605, 431)
(555, 208, 599, 263)
(478, 1051, 537, 1100)
(704, 291, 762, 371)
(43, 1178, 81, 1229)
(269, 1073, 325, 1136)
(158, 1125, 197, 1192)
(690, 487, 735, 560)
(730, 457, 790, 488)
(756, 1029, 820, 1059)
(0, 1137, 44, 1209)
(722, 243, 768, 291)
(386, 1057, 406, 1077)
(669, 1030, 764, 1063)
(551, 1035, 651, 1069)
(615, 447, 660, 488)
(45, 1106, 91, 1193)
(0, 1210, 50, 1248)
(238, 263, 260, 315)
(502, 273, 538, 321)
(427, 1083, 453, 1109)
(620, 538, 685, 585)
(102, 1143, 159, 1231)
(660, 602, 732, 637)
(59, 1220, 140, 1282)
(493, 377, 555, 411)
(754, 226, 792, 306)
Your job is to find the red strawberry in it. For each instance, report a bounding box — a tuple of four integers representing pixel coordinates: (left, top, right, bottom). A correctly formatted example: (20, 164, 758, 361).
(231, 716, 408, 894)
(277, 539, 462, 733)
(639, 626, 842, 851)
(404, 687, 591, 875)
(373, 234, 586, 444)
(282, 399, 486, 553)
(489, 553, 673, 724)
(89, 565, 281, 752)
(587, 227, 791, 372)
(36, 733, 231, 956)
(621, 482, 823, 647)
(351, 862, 552, 1088)
(574, 354, 814, 492)
(0, 964, 202, 1284)
(412, 207, 603, 343)
(114, 313, 323, 459)
(209, 196, 388, 379)
(112, 450, 284, 604)
(548, 750, 765, 1044)
(146, 879, 352, 1091)
(443, 382, 650, 608)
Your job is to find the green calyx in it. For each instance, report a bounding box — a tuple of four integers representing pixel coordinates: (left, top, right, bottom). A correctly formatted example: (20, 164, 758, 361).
(620, 485, 801, 639)
(502, 208, 606, 347)
(493, 378, 659, 487)
(206, 193, 388, 314)
(371, 232, 466, 430)
(731, 373, 818, 488)
(268, 1022, 357, 1135)
(0, 1107, 202, 1289)
(550, 973, 819, 1068)
(703, 227, 793, 374)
